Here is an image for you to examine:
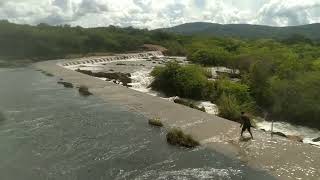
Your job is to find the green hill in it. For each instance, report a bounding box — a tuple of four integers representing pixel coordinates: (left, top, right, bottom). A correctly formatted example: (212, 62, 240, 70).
(161, 22, 320, 40)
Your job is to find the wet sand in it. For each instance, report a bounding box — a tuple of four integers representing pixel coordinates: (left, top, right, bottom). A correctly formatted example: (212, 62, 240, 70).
(35, 58, 320, 180)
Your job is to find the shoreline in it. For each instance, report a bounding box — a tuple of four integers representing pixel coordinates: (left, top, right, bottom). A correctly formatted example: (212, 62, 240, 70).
(34, 56, 320, 180)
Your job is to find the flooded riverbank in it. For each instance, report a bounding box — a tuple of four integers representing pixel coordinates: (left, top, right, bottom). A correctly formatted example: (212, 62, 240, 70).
(65, 54, 320, 147)
(0, 67, 275, 179)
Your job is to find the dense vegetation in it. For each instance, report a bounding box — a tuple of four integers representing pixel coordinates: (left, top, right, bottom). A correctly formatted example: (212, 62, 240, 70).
(0, 20, 186, 60)
(162, 22, 320, 41)
(1, 20, 320, 129)
(151, 37, 320, 129)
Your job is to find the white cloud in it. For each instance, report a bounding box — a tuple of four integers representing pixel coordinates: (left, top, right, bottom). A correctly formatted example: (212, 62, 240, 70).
(255, 0, 320, 26)
(0, 0, 319, 29)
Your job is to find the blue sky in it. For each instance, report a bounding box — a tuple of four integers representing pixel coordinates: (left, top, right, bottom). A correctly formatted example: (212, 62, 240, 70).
(0, 0, 319, 29)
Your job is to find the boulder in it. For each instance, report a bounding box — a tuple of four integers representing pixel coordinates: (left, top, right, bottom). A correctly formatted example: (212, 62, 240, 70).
(287, 135, 303, 143)
(76, 69, 132, 87)
(174, 98, 205, 112)
(312, 137, 320, 142)
(78, 86, 92, 96)
(57, 81, 73, 88)
(271, 132, 287, 138)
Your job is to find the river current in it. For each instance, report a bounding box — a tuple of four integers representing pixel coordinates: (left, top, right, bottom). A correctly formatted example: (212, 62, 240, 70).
(0, 67, 274, 179)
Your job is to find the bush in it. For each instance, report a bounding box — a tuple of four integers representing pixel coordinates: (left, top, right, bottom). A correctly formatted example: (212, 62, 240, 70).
(78, 85, 92, 96)
(215, 79, 253, 104)
(148, 118, 164, 127)
(217, 93, 241, 121)
(268, 72, 320, 128)
(189, 48, 231, 66)
(166, 128, 199, 148)
(150, 62, 208, 99)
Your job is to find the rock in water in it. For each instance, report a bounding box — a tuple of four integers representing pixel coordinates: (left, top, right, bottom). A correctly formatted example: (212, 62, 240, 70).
(312, 137, 320, 142)
(271, 132, 287, 138)
(287, 135, 303, 143)
(78, 86, 92, 96)
(0, 111, 5, 121)
(76, 69, 132, 87)
(57, 81, 73, 88)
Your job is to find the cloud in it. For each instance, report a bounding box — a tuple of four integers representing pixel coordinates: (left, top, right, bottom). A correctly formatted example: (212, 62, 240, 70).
(255, 0, 320, 26)
(0, 0, 319, 29)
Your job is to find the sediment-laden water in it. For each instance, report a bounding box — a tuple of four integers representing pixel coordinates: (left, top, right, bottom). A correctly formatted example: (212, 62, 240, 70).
(0, 67, 275, 179)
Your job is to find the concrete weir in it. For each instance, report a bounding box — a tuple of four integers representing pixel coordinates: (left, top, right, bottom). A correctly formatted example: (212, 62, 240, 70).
(34, 52, 320, 180)
(59, 51, 163, 67)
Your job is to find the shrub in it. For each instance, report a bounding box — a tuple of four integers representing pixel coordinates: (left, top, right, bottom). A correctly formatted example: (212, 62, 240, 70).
(189, 48, 231, 66)
(217, 93, 241, 121)
(166, 128, 199, 148)
(215, 79, 252, 103)
(150, 62, 208, 99)
(148, 118, 164, 127)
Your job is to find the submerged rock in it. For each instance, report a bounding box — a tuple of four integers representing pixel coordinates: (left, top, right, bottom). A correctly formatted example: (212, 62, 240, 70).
(78, 85, 92, 96)
(76, 69, 132, 87)
(0, 111, 6, 121)
(271, 132, 287, 138)
(312, 137, 320, 142)
(287, 135, 303, 143)
(57, 81, 73, 88)
(174, 98, 206, 112)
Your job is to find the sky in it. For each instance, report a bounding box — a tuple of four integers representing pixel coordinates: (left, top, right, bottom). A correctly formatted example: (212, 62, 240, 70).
(0, 0, 319, 29)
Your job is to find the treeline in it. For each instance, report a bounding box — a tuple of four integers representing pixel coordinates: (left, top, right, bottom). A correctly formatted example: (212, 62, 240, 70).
(151, 37, 320, 129)
(2, 20, 320, 128)
(0, 20, 186, 60)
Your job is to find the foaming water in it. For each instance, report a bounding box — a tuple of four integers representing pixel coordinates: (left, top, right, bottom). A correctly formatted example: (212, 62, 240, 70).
(0, 67, 274, 179)
(128, 69, 219, 114)
(255, 121, 320, 146)
(128, 68, 320, 146)
(129, 68, 154, 93)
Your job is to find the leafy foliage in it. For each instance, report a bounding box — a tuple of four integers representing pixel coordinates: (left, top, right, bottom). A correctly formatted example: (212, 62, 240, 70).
(2, 20, 320, 128)
(217, 93, 242, 121)
(150, 62, 208, 99)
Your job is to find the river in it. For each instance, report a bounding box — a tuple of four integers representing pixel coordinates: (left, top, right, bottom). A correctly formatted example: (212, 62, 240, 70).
(0, 67, 275, 179)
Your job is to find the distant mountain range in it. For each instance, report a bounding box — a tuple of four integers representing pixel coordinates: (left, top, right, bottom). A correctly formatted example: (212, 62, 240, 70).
(160, 22, 320, 40)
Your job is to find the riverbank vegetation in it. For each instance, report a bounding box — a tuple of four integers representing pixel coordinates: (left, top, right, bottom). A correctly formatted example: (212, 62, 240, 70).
(148, 118, 164, 127)
(151, 37, 320, 129)
(2, 21, 320, 129)
(166, 128, 200, 148)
